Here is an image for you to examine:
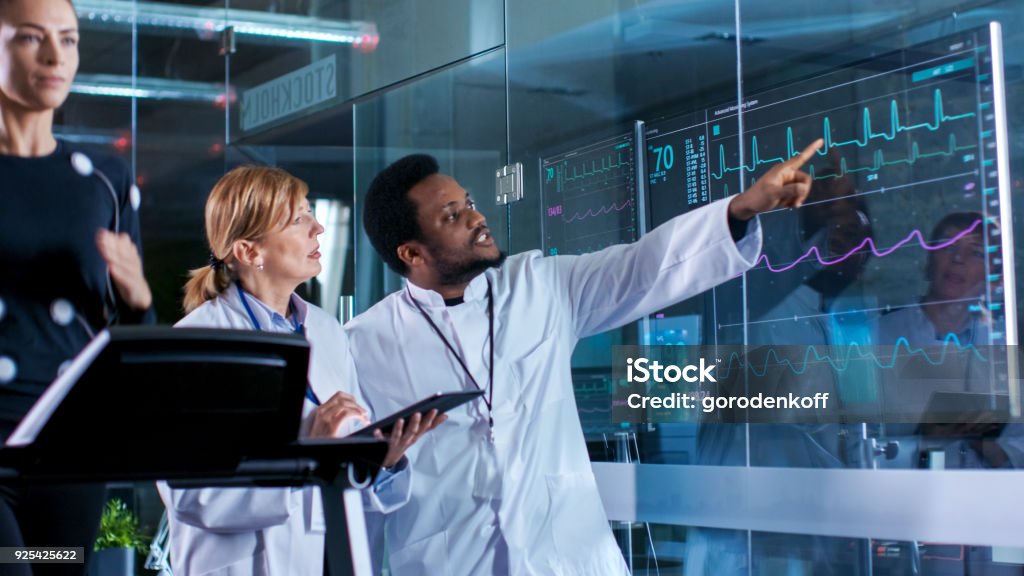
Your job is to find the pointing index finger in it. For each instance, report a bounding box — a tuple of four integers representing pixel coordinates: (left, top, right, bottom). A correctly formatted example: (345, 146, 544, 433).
(785, 138, 824, 170)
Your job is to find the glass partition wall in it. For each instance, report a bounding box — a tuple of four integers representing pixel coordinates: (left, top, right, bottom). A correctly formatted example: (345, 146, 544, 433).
(64, 1, 1024, 574)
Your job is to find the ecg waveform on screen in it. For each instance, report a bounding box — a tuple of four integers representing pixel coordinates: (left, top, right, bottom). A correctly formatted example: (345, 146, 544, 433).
(755, 219, 982, 273)
(575, 377, 619, 425)
(542, 134, 637, 256)
(560, 199, 635, 223)
(718, 333, 987, 380)
(574, 27, 1012, 365)
(713, 88, 977, 180)
(545, 149, 631, 188)
(716, 135, 976, 181)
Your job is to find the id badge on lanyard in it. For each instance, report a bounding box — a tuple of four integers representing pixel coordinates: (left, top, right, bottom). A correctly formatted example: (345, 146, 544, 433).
(473, 425, 502, 498)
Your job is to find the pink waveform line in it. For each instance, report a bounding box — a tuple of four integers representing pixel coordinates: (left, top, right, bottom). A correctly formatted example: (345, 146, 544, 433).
(562, 198, 634, 223)
(757, 219, 982, 273)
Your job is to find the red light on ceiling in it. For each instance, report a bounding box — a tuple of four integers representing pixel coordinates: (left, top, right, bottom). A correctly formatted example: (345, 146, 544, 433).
(214, 88, 238, 110)
(209, 142, 224, 156)
(355, 34, 379, 54)
(113, 135, 130, 152)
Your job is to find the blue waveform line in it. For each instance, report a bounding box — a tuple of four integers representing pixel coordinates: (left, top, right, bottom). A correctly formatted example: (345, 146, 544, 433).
(712, 88, 976, 180)
(717, 134, 974, 182)
(812, 135, 975, 180)
(718, 333, 987, 380)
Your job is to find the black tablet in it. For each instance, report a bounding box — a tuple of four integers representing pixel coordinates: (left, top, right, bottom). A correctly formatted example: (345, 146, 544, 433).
(350, 390, 484, 438)
(914, 392, 1010, 437)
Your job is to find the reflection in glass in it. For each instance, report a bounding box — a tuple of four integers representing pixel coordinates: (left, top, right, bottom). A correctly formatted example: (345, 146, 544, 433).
(313, 198, 351, 318)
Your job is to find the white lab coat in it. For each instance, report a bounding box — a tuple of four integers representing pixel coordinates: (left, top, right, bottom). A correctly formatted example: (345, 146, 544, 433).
(157, 285, 411, 576)
(345, 197, 762, 575)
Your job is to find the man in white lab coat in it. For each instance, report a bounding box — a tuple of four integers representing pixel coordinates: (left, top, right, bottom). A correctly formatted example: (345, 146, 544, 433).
(345, 140, 822, 575)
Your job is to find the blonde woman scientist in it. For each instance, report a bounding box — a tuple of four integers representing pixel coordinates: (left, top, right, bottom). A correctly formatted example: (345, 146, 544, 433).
(158, 166, 445, 576)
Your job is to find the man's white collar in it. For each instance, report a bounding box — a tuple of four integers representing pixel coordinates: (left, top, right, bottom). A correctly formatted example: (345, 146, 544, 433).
(405, 273, 489, 308)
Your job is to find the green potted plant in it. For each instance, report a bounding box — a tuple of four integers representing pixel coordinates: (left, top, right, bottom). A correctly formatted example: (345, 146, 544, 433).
(90, 498, 147, 576)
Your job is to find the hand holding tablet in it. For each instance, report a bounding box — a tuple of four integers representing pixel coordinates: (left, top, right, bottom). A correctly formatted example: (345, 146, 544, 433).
(350, 390, 484, 438)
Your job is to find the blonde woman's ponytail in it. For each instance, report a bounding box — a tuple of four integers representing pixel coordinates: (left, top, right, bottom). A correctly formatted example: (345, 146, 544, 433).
(182, 257, 232, 314)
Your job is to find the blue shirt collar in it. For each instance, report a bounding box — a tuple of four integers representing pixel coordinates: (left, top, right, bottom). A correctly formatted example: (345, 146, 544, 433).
(229, 282, 308, 332)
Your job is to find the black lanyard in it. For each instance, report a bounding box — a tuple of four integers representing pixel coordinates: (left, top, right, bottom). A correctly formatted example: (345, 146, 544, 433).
(408, 279, 495, 430)
(236, 283, 320, 405)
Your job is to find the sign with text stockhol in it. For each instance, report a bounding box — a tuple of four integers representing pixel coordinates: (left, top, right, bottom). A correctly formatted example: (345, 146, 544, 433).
(241, 54, 337, 133)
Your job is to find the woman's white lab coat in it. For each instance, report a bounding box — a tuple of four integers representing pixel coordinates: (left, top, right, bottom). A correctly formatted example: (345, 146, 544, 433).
(157, 285, 410, 576)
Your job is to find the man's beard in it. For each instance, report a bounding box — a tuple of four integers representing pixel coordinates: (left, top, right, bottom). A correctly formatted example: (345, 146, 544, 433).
(429, 245, 507, 286)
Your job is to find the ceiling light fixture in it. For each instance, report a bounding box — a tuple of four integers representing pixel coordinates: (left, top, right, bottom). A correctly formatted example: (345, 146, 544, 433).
(72, 73, 231, 103)
(74, 0, 379, 48)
